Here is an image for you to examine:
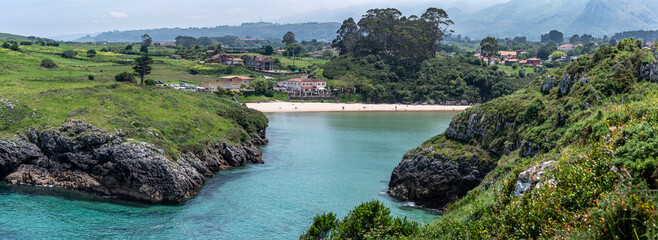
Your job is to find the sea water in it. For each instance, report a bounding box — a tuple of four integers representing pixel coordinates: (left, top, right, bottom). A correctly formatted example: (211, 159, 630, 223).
(0, 111, 458, 239)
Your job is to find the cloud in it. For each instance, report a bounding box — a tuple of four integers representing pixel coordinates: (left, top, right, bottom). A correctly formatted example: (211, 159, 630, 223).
(228, 7, 243, 14)
(109, 11, 128, 18)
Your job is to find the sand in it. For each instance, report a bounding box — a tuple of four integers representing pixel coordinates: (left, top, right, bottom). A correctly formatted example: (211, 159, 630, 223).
(245, 102, 471, 113)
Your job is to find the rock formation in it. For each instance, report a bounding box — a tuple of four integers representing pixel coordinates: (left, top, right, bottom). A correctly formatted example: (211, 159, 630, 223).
(0, 120, 266, 203)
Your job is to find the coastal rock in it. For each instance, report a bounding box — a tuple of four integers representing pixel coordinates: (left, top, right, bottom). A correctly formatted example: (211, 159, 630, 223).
(514, 161, 557, 198)
(640, 62, 658, 82)
(0, 120, 267, 203)
(559, 75, 574, 96)
(541, 77, 557, 93)
(388, 147, 493, 209)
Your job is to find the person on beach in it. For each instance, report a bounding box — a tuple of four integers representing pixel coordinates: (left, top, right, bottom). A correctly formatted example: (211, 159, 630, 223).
(342, 106, 345, 110)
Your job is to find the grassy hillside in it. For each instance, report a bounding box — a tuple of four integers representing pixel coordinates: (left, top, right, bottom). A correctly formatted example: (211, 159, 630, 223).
(302, 39, 658, 239)
(0, 32, 28, 41)
(0, 42, 267, 159)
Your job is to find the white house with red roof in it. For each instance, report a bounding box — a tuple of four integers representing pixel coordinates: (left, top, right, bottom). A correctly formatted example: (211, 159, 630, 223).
(284, 78, 327, 93)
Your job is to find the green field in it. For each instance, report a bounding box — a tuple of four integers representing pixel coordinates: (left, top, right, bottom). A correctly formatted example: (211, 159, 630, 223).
(0, 42, 267, 159)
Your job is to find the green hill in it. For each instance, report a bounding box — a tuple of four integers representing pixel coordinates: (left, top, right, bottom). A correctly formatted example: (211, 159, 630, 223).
(0, 32, 28, 41)
(0, 40, 268, 202)
(302, 38, 658, 239)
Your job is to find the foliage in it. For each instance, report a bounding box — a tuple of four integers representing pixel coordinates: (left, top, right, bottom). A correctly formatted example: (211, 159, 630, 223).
(309, 40, 658, 239)
(263, 45, 274, 55)
(115, 72, 136, 82)
(60, 50, 77, 58)
(480, 37, 499, 63)
(133, 55, 153, 85)
(248, 78, 275, 96)
(323, 54, 530, 103)
(301, 201, 419, 240)
(551, 51, 565, 59)
(541, 30, 564, 43)
(87, 49, 97, 57)
(39, 58, 58, 68)
(87, 75, 94, 80)
(144, 79, 156, 86)
(282, 31, 297, 45)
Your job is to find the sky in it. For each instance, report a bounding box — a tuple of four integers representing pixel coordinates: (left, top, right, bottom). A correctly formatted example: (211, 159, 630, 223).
(0, 0, 509, 38)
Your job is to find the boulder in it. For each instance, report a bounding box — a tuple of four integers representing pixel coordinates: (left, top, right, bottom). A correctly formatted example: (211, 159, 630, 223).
(514, 161, 557, 198)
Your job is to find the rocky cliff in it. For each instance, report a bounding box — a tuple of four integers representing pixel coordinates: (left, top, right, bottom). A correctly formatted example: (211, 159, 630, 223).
(0, 120, 267, 203)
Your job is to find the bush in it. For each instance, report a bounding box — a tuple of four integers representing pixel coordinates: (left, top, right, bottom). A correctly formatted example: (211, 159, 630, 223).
(60, 50, 77, 58)
(144, 79, 156, 86)
(39, 59, 58, 68)
(9, 43, 19, 51)
(114, 72, 136, 82)
(87, 49, 97, 57)
(46, 42, 60, 47)
(88, 75, 95, 80)
(19, 41, 32, 46)
(1, 42, 9, 48)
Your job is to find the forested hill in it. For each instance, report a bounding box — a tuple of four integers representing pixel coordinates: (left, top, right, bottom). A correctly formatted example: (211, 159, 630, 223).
(91, 22, 341, 42)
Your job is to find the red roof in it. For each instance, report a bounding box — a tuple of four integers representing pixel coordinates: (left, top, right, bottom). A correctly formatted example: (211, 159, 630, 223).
(527, 58, 541, 61)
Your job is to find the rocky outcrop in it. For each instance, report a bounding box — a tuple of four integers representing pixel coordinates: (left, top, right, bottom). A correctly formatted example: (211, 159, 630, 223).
(0, 120, 266, 203)
(388, 146, 493, 209)
(514, 161, 557, 198)
(541, 77, 557, 94)
(640, 61, 658, 82)
(559, 75, 575, 96)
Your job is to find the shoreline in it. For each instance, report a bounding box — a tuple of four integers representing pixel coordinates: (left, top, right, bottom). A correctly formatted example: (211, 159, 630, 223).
(245, 102, 471, 113)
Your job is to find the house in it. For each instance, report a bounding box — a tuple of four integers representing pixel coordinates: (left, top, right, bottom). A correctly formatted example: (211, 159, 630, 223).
(557, 44, 582, 52)
(200, 76, 255, 92)
(504, 58, 519, 66)
(247, 56, 275, 71)
(205, 50, 215, 56)
(209, 54, 238, 65)
(284, 78, 328, 93)
(523, 58, 541, 66)
(227, 58, 244, 65)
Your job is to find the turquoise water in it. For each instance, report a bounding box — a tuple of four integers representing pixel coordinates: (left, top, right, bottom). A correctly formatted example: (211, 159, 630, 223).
(0, 112, 458, 239)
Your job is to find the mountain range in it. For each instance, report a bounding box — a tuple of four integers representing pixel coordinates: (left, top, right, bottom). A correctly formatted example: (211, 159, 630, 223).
(76, 0, 658, 42)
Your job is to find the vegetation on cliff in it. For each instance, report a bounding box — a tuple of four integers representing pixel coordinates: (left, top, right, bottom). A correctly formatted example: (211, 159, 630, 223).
(304, 38, 658, 238)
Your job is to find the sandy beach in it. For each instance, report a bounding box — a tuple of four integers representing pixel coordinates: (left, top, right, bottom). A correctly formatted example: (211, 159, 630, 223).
(246, 102, 471, 113)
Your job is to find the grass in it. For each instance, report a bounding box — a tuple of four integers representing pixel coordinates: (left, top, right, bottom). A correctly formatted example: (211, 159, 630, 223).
(0, 42, 267, 160)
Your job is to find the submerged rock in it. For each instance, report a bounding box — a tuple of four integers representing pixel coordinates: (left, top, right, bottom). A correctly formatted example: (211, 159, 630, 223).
(0, 120, 266, 203)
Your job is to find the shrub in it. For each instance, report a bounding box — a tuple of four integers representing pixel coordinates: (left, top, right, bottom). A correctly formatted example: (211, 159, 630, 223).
(87, 49, 97, 57)
(46, 42, 60, 47)
(9, 43, 19, 51)
(144, 79, 156, 86)
(39, 59, 58, 68)
(88, 75, 95, 80)
(19, 41, 32, 46)
(1, 42, 9, 48)
(60, 50, 77, 58)
(114, 72, 136, 82)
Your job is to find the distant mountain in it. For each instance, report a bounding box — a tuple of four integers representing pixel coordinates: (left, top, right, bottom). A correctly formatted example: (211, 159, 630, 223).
(91, 22, 341, 43)
(567, 0, 658, 35)
(50, 33, 100, 42)
(453, 0, 658, 39)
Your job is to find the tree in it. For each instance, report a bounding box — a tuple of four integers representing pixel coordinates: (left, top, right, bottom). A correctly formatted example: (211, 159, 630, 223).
(282, 31, 297, 45)
(115, 72, 136, 82)
(541, 30, 564, 43)
(87, 49, 97, 57)
(1, 42, 9, 48)
(332, 17, 359, 54)
(60, 50, 77, 58)
(140, 45, 149, 53)
(551, 51, 566, 60)
(569, 35, 581, 44)
(40, 59, 58, 68)
(285, 43, 304, 66)
(9, 43, 19, 51)
(249, 78, 275, 96)
(480, 37, 499, 65)
(537, 42, 557, 60)
(264, 45, 274, 55)
(133, 55, 153, 85)
(141, 34, 152, 47)
(125, 44, 133, 51)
